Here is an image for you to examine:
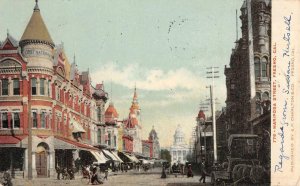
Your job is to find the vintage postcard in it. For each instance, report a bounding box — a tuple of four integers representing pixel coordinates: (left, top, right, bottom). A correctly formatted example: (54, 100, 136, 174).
(0, 0, 299, 186)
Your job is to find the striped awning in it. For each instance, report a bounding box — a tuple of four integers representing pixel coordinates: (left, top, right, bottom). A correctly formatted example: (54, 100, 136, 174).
(123, 153, 139, 163)
(111, 151, 124, 163)
(91, 151, 108, 164)
(102, 149, 119, 161)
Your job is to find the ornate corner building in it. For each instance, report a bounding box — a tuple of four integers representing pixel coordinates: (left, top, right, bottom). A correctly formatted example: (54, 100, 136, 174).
(0, 2, 109, 178)
(224, 0, 271, 167)
(225, 0, 271, 134)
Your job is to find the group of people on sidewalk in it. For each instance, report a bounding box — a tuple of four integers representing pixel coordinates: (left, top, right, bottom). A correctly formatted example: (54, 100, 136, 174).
(160, 159, 208, 183)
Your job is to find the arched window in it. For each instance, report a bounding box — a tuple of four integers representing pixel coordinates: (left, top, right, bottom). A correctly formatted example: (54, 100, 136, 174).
(261, 57, 268, 77)
(256, 92, 261, 101)
(262, 92, 269, 101)
(254, 57, 260, 78)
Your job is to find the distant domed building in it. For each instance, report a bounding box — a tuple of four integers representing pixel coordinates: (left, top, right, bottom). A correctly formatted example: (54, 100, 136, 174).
(170, 125, 190, 164)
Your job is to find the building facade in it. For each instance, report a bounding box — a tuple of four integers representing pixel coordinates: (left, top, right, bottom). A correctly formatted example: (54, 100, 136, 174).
(124, 87, 142, 155)
(170, 125, 190, 164)
(225, 0, 271, 134)
(148, 126, 160, 159)
(0, 2, 108, 178)
(224, 0, 271, 171)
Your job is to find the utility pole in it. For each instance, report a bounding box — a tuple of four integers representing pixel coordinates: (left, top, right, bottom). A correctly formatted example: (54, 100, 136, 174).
(28, 87, 32, 180)
(206, 67, 219, 164)
(199, 102, 209, 162)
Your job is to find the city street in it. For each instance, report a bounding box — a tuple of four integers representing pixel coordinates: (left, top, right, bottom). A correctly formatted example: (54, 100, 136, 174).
(12, 168, 211, 186)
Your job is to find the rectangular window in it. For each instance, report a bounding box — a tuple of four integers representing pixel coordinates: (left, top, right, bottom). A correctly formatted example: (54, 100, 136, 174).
(32, 111, 37, 128)
(31, 78, 37, 95)
(97, 108, 101, 122)
(1, 112, 8, 128)
(262, 63, 267, 77)
(56, 88, 60, 100)
(40, 79, 45, 95)
(48, 80, 50, 96)
(41, 111, 46, 128)
(2, 79, 9, 96)
(114, 135, 117, 147)
(13, 112, 20, 128)
(97, 129, 101, 144)
(108, 133, 111, 146)
(13, 79, 20, 95)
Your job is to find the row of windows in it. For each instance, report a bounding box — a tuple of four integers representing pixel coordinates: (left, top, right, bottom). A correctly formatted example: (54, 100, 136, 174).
(0, 112, 20, 128)
(172, 150, 187, 156)
(1, 79, 20, 96)
(0, 78, 51, 96)
(254, 57, 269, 78)
(31, 78, 50, 96)
(97, 130, 117, 147)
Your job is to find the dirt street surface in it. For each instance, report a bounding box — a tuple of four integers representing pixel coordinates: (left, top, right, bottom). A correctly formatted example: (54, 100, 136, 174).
(12, 168, 211, 186)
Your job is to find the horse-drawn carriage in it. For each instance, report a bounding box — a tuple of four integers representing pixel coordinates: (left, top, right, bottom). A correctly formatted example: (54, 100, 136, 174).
(210, 134, 270, 185)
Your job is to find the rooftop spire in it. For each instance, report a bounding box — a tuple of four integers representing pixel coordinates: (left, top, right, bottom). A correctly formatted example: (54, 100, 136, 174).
(20, 0, 54, 47)
(133, 83, 137, 100)
(34, 0, 39, 12)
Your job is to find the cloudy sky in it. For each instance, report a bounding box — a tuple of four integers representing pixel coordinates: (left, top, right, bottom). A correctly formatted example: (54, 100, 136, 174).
(0, 0, 243, 147)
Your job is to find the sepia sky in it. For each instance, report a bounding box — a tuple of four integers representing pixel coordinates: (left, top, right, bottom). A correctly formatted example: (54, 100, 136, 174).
(0, 0, 243, 147)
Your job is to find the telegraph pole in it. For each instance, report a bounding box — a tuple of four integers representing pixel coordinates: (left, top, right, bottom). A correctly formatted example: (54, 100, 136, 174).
(199, 102, 209, 162)
(28, 86, 32, 180)
(206, 67, 219, 164)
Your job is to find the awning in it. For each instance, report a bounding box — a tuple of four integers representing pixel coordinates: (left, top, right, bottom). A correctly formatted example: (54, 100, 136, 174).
(90, 151, 108, 164)
(123, 153, 139, 163)
(0, 135, 28, 148)
(102, 149, 119, 161)
(54, 136, 98, 151)
(111, 151, 124, 163)
(70, 118, 86, 133)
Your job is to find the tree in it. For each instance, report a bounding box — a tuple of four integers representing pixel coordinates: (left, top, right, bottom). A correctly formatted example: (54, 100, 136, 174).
(160, 149, 171, 162)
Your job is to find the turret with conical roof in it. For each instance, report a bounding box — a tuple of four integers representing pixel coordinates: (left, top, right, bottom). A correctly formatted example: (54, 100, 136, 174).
(20, 0, 54, 48)
(20, 0, 54, 70)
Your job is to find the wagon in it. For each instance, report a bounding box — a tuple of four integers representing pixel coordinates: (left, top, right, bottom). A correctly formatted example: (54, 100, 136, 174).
(210, 134, 269, 186)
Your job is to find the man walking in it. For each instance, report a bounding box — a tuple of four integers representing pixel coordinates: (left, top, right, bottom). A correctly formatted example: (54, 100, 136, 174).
(199, 160, 207, 183)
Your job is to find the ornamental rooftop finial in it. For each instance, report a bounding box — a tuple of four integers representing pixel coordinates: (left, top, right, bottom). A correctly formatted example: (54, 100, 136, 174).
(34, 0, 39, 11)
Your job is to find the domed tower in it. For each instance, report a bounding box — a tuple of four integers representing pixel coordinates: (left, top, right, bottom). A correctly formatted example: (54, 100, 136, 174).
(19, 0, 54, 70)
(105, 102, 119, 124)
(173, 124, 186, 145)
(196, 110, 206, 125)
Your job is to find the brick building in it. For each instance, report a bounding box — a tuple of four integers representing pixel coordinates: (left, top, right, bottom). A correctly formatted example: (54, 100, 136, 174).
(0, 2, 108, 178)
(225, 0, 271, 134)
(224, 0, 271, 169)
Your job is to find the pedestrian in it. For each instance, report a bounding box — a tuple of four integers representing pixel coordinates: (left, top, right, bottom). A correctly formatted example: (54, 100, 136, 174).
(161, 165, 167, 179)
(199, 160, 207, 183)
(186, 164, 193, 178)
(125, 163, 128, 172)
(104, 164, 109, 180)
(91, 167, 103, 185)
(121, 163, 124, 172)
(56, 165, 61, 180)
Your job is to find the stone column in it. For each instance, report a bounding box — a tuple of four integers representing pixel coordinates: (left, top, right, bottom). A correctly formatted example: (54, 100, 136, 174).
(24, 149, 28, 178)
(32, 152, 37, 178)
(49, 151, 56, 178)
(36, 78, 40, 96)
